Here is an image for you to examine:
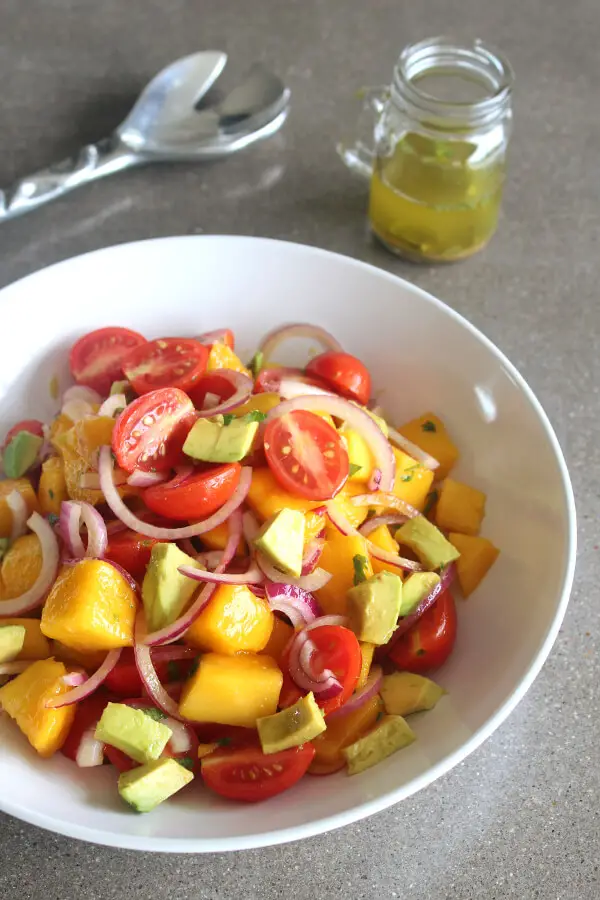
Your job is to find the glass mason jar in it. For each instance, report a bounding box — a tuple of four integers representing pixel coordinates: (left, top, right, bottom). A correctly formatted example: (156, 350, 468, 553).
(340, 37, 514, 262)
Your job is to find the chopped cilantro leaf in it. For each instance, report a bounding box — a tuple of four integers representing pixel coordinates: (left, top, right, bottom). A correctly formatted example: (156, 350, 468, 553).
(400, 472, 413, 483)
(423, 490, 438, 517)
(47, 513, 60, 527)
(222, 414, 235, 426)
(243, 410, 267, 423)
(48, 488, 55, 500)
(177, 756, 194, 771)
(218, 736, 232, 747)
(142, 707, 167, 722)
(352, 554, 369, 586)
(348, 463, 363, 477)
(422, 420, 437, 433)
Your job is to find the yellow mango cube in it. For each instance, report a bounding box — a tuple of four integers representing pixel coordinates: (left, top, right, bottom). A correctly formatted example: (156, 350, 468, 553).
(199, 521, 246, 555)
(179, 653, 283, 727)
(368, 523, 403, 578)
(449, 533, 499, 597)
(397, 412, 459, 481)
(184, 583, 274, 654)
(206, 342, 251, 378)
(315, 525, 374, 616)
(310, 694, 382, 771)
(392, 448, 435, 512)
(436, 478, 486, 536)
(0, 658, 76, 757)
(331, 481, 370, 528)
(41, 559, 137, 652)
(50, 641, 107, 672)
(230, 392, 283, 417)
(1, 534, 42, 599)
(247, 468, 325, 541)
(0, 618, 51, 660)
(0, 478, 39, 539)
(260, 615, 294, 665)
(357, 642, 376, 689)
(38, 456, 68, 516)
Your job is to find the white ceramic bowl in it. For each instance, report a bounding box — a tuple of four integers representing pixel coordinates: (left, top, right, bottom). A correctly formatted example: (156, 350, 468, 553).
(0, 237, 576, 852)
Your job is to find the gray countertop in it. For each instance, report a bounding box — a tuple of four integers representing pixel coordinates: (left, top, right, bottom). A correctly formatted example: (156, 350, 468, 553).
(0, 0, 598, 897)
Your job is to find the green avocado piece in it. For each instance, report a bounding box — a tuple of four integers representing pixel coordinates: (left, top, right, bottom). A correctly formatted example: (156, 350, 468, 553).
(347, 571, 403, 645)
(142, 543, 204, 633)
(343, 715, 416, 775)
(95, 702, 172, 764)
(183, 417, 259, 464)
(253, 508, 305, 577)
(380, 671, 446, 717)
(257, 692, 326, 754)
(118, 757, 193, 813)
(2, 431, 43, 478)
(0, 625, 26, 663)
(400, 572, 441, 616)
(395, 517, 460, 570)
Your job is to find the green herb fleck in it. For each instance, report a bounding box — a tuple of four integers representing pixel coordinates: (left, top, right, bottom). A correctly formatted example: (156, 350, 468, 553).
(177, 756, 194, 771)
(218, 736, 232, 747)
(47, 513, 59, 527)
(243, 410, 267, 423)
(248, 350, 264, 378)
(352, 554, 369, 586)
(376, 710, 385, 723)
(348, 463, 362, 477)
(365, 508, 377, 520)
(48, 489, 55, 500)
(142, 707, 167, 722)
(416, 648, 426, 657)
(423, 489, 438, 518)
(167, 661, 181, 681)
(222, 414, 235, 426)
(421, 420, 437, 433)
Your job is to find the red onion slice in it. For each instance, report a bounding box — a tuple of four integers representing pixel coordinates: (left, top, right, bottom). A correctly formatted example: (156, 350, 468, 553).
(387, 425, 440, 471)
(126, 469, 169, 488)
(258, 323, 343, 363)
(98, 394, 127, 418)
(384, 562, 456, 651)
(242, 509, 261, 544)
(75, 728, 105, 767)
(256, 551, 332, 591)
(7, 490, 28, 543)
(46, 649, 122, 708)
(326, 502, 422, 572)
(80, 503, 108, 559)
(368, 468, 382, 492)
(194, 549, 224, 570)
(61, 671, 87, 687)
(265, 582, 322, 628)
(0, 513, 60, 616)
(178, 562, 263, 586)
(62, 385, 102, 406)
(358, 514, 408, 536)
(59, 501, 108, 559)
(301, 538, 325, 575)
(99, 446, 251, 539)
(196, 329, 232, 347)
(349, 492, 421, 519)
(299, 637, 334, 683)
(277, 379, 335, 400)
(287, 630, 342, 698)
(133, 613, 190, 721)
(60, 501, 85, 557)
(193, 370, 253, 418)
(326, 665, 383, 721)
(265, 394, 395, 493)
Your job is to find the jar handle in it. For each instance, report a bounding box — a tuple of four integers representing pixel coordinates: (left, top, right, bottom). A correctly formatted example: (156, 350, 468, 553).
(337, 86, 389, 179)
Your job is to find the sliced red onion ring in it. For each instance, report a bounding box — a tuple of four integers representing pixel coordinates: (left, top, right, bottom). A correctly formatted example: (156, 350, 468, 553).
(387, 425, 440, 471)
(277, 379, 334, 400)
(166, 717, 193, 753)
(142, 509, 243, 646)
(265, 582, 322, 628)
(0, 661, 31, 676)
(265, 395, 395, 493)
(7, 490, 28, 543)
(358, 514, 408, 537)
(368, 468, 382, 492)
(98, 394, 127, 418)
(256, 551, 332, 592)
(196, 329, 232, 347)
(194, 370, 253, 418)
(303, 614, 349, 631)
(75, 728, 105, 767)
(288, 631, 342, 698)
(301, 538, 325, 575)
(242, 509, 261, 544)
(60, 501, 85, 557)
(59, 501, 108, 559)
(326, 502, 422, 572)
(179, 562, 263, 586)
(61, 671, 87, 687)
(80, 503, 108, 558)
(202, 392, 220, 410)
(0, 512, 60, 616)
(133, 613, 190, 721)
(63, 385, 102, 406)
(299, 638, 333, 683)
(350, 492, 421, 519)
(99, 446, 251, 539)
(126, 469, 168, 488)
(258, 323, 343, 363)
(385, 562, 456, 650)
(46, 649, 122, 708)
(326, 665, 383, 721)
(194, 549, 224, 570)
(178, 538, 198, 557)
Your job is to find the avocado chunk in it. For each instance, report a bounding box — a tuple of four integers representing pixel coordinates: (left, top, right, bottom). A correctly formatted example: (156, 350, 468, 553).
(346, 571, 403, 645)
(380, 671, 446, 716)
(253, 508, 305, 578)
(343, 715, 416, 775)
(400, 572, 441, 616)
(142, 543, 204, 633)
(395, 517, 460, 570)
(0, 625, 26, 663)
(257, 692, 326, 754)
(183, 417, 259, 464)
(118, 757, 193, 813)
(2, 431, 43, 478)
(95, 702, 172, 764)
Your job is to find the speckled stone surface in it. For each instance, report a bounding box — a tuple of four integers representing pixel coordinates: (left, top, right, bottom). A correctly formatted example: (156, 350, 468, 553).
(0, 0, 598, 897)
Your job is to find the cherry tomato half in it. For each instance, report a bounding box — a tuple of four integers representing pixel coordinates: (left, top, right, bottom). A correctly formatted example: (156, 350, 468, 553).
(187, 373, 239, 410)
(105, 529, 167, 582)
(2, 419, 44, 451)
(254, 367, 330, 395)
(143, 462, 241, 521)
(102, 647, 196, 697)
(69, 327, 146, 396)
(60, 692, 111, 764)
(112, 387, 197, 473)
(201, 743, 315, 802)
(264, 409, 349, 501)
(305, 351, 372, 406)
(122, 338, 209, 395)
(279, 625, 362, 717)
(388, 590, 457, 673)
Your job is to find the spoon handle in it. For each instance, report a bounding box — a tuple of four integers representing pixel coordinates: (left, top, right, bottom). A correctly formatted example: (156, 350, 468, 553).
(0, 137, 138, 223)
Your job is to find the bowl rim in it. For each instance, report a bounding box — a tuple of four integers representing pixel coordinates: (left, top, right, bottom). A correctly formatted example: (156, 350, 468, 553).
(0, 235, 577, 852)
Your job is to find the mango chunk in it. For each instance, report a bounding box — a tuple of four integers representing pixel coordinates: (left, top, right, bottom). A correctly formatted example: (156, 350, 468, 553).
(391, 448, 434, 512)
(184, 583, 274, 654)
(0, 478, 39, 539)
(436, 478, 486, 536)
(368, 523, 403, 578)
(38, 456, 68, 516)
(357, 641, 376, 689)
(0, 534, 42, 599)
(310, 695, 382, 773)
(206, 342, 251, 378)
(449, 533, 499, 597)
(315, 526, 374, 616)
(246, 468, 325, 542)
(260, 615, 294, 665)
(396, 412, 459, 481)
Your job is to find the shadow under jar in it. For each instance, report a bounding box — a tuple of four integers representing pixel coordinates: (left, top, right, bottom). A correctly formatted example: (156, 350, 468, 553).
(368, 37, 514, 262)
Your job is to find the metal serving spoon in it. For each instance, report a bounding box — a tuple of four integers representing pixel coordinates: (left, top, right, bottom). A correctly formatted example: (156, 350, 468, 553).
(0, 52, 290, 222)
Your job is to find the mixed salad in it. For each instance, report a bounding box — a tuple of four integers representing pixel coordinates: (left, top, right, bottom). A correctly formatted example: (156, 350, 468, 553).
(0, 323, 499, 810)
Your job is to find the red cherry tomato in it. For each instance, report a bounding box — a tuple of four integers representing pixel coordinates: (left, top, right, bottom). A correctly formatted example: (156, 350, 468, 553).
(201, 743, 315, 802)
(279, 625, 362, 717)
(196, 328, 235, 350)
(143, 463, 241, 521)
(121, 338, 209, 395)
(112, 387, 197, 473)
(105, 529, 167, 582)
(187, 373, 239, 410)
(388, 590, 458, 673)
(264, 410, 349, 500)
(254, 367, 330, 395)
(102, 647, 196, 697)
(305, 351, 372, 405)
(60, 692, 111, 764)
(69, 327, 146, 396)
(2, 419, 44, 451)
